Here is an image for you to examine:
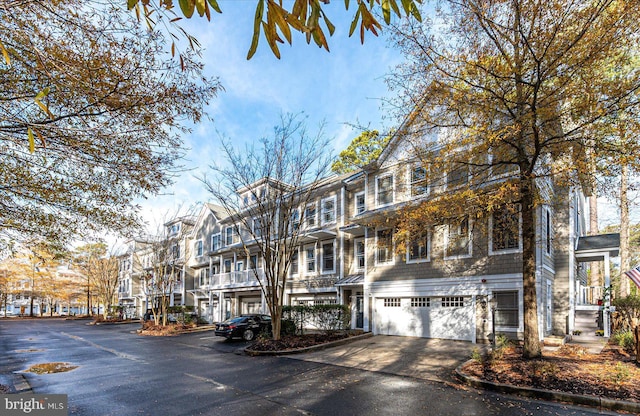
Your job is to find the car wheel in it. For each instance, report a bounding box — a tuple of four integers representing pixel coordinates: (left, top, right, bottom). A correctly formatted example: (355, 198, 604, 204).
(242, 329, 255, 341)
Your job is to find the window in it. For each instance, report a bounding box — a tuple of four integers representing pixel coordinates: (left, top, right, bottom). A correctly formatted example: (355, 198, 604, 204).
(354, 239, 365, 270)
(171, 244, 180, 259)
(253, 217, 265, 238)
(290, 248, 299, 275)
(291, 208, 300, 233)
(211, 234, 221, 251)
(493, 291, 519, 327)
(195, 240, 203, 257)
(305, 245, 316, 273)
(249, 254, 258, 270)
(410, 165, 428, 196)
(544, 208, 552, 255)
(490, 205, 521, 253)
(321, 197, 336, 225)
(355, 192, 365, 215)
(223, 259, 232, 273)
(376, 175, 394, 206)
(446, 164, 469, 188)
(304, 204, 317, 228)
(225, 226, 236, 246)
(199, 268, 210, 286)
(407, 232, 430, 262)
(411, 297, 430, 307)
(322, 241, 335, 273)
(169, 223, 180, 235)
(490, 150, 518, 178)
(383, 298, 401, 307)
(376, 229, 393, 264)
(445, 217, 471, 258)
(441, 297, 465, 307)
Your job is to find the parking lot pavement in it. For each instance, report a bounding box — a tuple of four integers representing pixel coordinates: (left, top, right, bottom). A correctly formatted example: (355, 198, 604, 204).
(285, 335, 483, 383)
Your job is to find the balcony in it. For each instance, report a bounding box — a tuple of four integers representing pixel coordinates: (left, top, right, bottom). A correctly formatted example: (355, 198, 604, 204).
(210, 268, 265, 288)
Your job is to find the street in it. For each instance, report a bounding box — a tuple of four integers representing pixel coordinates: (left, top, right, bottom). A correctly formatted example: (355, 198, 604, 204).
(0, 320, 622, 415)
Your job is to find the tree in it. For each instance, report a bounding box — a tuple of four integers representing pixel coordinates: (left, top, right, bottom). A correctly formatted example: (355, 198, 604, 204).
(74, 243, 119, 319)
(331, 130, 391, 174)
(0, 1, 219, 250)
(387, 0, 640, 358)
(126, 0, 424, 59)
(202, 113, 333, 340)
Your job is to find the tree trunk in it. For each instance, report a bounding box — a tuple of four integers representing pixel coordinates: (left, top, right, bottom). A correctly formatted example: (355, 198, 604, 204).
(620, 163, 630, 298)
(521, 176, 542, 358)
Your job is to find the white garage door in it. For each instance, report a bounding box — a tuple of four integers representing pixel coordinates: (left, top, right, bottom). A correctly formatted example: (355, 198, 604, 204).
(375, 296, 474, 341)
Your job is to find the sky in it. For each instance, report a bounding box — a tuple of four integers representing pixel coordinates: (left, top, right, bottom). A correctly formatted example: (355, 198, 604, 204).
(128, 1, 636, 236)
(135, 1, 405, 229)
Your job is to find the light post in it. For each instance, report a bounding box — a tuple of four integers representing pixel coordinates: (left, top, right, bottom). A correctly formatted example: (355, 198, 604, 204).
(30, 261, 42, 318)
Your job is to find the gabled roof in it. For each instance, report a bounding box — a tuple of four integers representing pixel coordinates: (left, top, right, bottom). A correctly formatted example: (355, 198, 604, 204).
(189, 202, 231, 239)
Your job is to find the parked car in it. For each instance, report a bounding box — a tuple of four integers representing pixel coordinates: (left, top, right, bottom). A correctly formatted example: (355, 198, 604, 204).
(214, 314, 271, 341)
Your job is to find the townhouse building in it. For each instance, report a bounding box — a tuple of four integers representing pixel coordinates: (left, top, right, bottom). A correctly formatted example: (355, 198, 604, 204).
(117, 217, 196, 319)
(119, 130, 617, 344)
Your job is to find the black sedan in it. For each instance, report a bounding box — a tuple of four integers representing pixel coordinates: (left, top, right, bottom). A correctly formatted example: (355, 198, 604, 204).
(214, 314, 271, 341)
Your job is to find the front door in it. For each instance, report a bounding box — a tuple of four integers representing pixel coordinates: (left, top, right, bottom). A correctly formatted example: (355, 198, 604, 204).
(356, 295, 364, 328)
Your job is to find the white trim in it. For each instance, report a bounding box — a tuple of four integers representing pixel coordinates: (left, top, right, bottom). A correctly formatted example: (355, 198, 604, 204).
(544, 206, 553, 257)
(304, 202, 318, 229)
(320, 195, 337, 226)
(406, 230, 431, 263)
(408, 163, 429, 197)
(194, 239, 204, 257)
(354, 191, 366, 215)
(488, 205, 523, 255)
(444, 217, 473, 260)
(375, 173, 394, 207)
(210, 233, 221, 252)
(375, 228, 395, 265)
(354, 238, 365, 272)
(289, 246, 300, 277)
(320, 239, 336, 274)
(304, 243, 316, 275)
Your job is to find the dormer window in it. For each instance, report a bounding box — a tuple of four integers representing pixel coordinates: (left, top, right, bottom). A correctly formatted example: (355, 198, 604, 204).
(169, 223, 181, 235)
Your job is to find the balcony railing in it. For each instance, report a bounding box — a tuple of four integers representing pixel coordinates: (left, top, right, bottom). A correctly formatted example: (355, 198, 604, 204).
(579, 286, 606, 306)
(209, 268, 265, 288)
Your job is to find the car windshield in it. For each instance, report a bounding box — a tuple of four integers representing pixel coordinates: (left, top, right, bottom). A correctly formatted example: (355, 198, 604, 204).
(227, 317, 247, 324)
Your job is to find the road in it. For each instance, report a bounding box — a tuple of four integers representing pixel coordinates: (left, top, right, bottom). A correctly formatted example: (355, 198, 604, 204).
(0, 319, 622, 415)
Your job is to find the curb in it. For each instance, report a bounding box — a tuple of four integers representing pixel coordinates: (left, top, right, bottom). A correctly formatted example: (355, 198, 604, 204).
(455, 359, 640, 414)
(245, 332, 374, 356)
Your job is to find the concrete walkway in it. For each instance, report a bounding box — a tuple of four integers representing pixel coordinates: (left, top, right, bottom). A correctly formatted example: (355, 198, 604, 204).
(285, 335, 483, 383)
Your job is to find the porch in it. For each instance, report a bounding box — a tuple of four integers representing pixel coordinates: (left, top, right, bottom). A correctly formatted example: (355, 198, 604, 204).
(573, 233, 620, 338)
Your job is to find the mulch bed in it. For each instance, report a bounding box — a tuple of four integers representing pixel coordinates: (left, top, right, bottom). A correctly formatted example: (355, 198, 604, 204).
(460, 344, 640, 402)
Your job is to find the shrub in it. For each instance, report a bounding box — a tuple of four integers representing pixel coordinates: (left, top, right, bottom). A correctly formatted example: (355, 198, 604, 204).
(282, 304, 350, 335)
(612, 295, 640, 333)
(612, 330, 635, 353)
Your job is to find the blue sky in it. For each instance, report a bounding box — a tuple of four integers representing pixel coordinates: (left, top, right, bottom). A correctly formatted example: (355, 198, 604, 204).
(138, 2, 405, 227)
(130, 1, 635, 233)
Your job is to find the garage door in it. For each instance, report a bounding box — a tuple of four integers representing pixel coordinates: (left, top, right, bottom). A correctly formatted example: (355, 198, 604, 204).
(375, 296, 474, 341)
